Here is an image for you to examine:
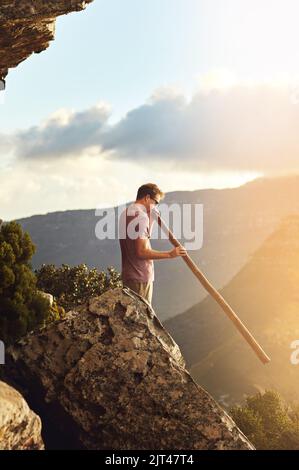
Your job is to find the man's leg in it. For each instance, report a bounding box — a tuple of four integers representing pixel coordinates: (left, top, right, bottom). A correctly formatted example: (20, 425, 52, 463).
(123, 280, 153, 305)
(142, 281, 153, 305)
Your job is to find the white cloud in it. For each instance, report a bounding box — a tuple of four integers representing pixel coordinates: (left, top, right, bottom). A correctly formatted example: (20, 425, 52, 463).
(2, 79, 299, 218)
(2, 81, 299, 174)
(100, 82, 299, 173)
(11, 102, 110, 160)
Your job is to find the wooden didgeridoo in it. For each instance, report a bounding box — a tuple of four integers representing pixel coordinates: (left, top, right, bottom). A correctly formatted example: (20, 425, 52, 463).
(154, 210, 270, 365)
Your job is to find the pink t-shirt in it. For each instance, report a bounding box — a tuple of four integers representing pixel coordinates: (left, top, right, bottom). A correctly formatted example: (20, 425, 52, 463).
(119, 203, 155, 283)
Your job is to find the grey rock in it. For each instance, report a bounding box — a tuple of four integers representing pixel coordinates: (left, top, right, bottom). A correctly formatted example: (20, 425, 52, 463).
(39, 291, 54, 307)
(0, 380, 44, 450)
(5, 287, 254, 450)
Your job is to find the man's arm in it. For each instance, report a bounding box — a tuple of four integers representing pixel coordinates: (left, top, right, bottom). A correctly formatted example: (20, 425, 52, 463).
(135, 238, 187, 260)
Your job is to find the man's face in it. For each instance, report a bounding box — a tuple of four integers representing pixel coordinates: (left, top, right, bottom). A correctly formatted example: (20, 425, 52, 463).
(145, 194, 161, 213)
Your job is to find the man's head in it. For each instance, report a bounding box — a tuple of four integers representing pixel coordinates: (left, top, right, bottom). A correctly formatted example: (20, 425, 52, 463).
(136, 183, 165, 212)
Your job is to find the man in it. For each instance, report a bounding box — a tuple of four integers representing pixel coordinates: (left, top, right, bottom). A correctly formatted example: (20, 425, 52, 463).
(119, 183, 187, 305)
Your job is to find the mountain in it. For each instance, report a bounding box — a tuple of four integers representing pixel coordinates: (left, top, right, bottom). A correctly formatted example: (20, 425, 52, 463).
(165, 215, 299, 407)
(12, 174, 299, 320)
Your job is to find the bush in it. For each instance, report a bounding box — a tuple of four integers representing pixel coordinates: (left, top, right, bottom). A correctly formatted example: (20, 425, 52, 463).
(0, 221, 51, 344)
(231, 390, 299, 449)
(35, 263, 122, 312)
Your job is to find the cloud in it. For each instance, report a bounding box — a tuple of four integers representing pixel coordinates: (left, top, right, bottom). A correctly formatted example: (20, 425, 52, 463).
(3, 82, 299, 173)
(11, 103, 110, 160)
(101, 83, 299, 172)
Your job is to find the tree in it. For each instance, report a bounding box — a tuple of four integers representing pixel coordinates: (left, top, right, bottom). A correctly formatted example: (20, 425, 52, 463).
(35, 263, 122, 312)
(231, 390, 299, 449)
(0, 221, 51, 344)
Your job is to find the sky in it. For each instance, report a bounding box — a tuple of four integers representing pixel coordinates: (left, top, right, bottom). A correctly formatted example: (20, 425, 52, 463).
(1, 0, 299, 219)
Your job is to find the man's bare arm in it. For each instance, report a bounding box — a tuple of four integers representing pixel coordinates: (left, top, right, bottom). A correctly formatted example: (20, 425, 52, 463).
(135, 238, 187, 260)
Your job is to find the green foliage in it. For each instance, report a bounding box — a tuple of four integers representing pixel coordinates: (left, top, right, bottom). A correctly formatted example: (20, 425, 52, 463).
(35, 263, 122, 312)
(231, 390, 299, 449)
(48, 299, 66, 322)
(0, 221, 51, 344)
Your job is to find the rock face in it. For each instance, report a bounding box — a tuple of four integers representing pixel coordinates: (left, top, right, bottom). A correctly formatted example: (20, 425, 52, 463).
(0, 380, 44, 450)
(39, 291, 54, 307)
(5, 287, 254, 450)
(0, 0, 94, 83)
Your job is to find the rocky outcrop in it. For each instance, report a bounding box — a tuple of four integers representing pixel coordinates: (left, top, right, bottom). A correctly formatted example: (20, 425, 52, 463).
(0, 380, 44, 450)
(0, 0, 94, 84)
(4, 287, 254, 450)
(39, 291, 54, 307)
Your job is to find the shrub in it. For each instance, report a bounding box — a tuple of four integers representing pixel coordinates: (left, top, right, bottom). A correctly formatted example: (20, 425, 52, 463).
(0, 221, 51, 344)
(231, 390, 299, 449)
(35, 263, 121, 312)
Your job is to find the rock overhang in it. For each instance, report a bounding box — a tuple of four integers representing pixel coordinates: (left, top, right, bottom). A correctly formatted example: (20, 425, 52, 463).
(0, 0, 94, 86)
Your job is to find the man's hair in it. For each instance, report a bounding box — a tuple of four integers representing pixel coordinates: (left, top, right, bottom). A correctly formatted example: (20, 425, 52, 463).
(136, 183, 165, 201)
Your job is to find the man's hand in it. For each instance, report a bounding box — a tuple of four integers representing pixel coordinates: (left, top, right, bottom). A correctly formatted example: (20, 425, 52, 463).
(135, 238, 187, 260)
(169, 246, 187, 258)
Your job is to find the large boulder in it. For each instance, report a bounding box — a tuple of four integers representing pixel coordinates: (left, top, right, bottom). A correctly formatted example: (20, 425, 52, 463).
(4, 287, 254, 450)
(0, 380, 44, 450)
